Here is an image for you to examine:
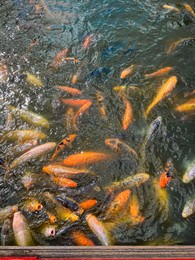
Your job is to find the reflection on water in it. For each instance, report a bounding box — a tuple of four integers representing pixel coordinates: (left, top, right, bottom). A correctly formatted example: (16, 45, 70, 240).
(0, 0, 195, 246)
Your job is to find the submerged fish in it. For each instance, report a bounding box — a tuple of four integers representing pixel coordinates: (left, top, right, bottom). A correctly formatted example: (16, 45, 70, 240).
(1, 218, 13, 246)
(183, 3, 195, 17)
(86, 213, 111, 245)
(71, 230, 94, 246)
(8, 105, 50, 129)
(163, 4, 181, 13)
(182, 162, 195, 183)
(83, 34, 94, 49)
(72, 101, 92, 130)
(182, 195, 195, 218)
(96, 91, 107, 120)
(159, 172, 171, 188)
(105, 138, 138, 161)
(50, 134, 76, 160)
(12, 211, 35, 246)
(121, 95, 133, 130)
(61, 99, 91, 108)
(51, 48, 69, 69)
(120, 64, 136, 79)
(145, 76, 177, 116)
(40, 223, 57, 237)
(7, 140, 38, 159)
(63, 152, 113, 167)
(166, 38, 195, 54)
(9, 142, 56, 169)
(22, 198, 43, 213)
(129, 194, 144, 224)
(175, 98, 195, 112)
(1, 130, 46, 142)
(79, 199, 97, 210)
(65, 108, 75, 133)
(25, 72, 43, 87)
(56, 86, 82, 96)
(52, 176, 77, 188)
(0, 63, 8, 82)
(21, 171, 38, 189)
(144, 67, 173, 78)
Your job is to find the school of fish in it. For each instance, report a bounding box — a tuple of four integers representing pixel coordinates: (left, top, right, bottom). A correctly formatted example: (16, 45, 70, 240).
(0, 1, 195, 246)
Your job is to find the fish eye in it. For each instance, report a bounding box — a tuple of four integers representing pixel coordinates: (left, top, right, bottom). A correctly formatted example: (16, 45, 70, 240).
(66, 138, 71, 142)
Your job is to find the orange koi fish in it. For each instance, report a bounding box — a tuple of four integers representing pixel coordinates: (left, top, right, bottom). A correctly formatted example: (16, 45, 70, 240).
(56, 86, 82, 96)
(105, 190, 131, 219)
(0, 63, 8, 82)
(83, 34, 93, 49)
(121, 96, 133, 130)
(72, 101, 92, 130)
(96, 91, 107, 120)
(144, 67, 173, 78)
(79, 199, 97, 210)
(145, 76, 177, 116)
(159, 172, 171, 188)
(51, 49, 69, 68)
(52, 176, 77, 188)
(50, 134, 76, 160)
(71, 230, 94, 246)
(62, 57, 80, 64)
(61, 99, 91, 108)
(129, 194, 144, 224)
(63, 152, 112, 167)
(120, 64, 136, 79)
(163, 4, 181, 13)
(175, 98, 195, 112)
(184, 3, 195, 17)
(46, 211, 57, 224)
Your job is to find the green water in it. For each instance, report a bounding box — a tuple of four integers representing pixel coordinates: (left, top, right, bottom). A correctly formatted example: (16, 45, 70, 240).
(0, 0, 195, 245)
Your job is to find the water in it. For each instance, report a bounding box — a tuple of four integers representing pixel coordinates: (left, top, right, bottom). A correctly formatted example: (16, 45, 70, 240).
(0, 0, 195, 246)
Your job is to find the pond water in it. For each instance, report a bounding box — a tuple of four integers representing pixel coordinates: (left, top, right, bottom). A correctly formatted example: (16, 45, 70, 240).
(0, 0, 195, 246)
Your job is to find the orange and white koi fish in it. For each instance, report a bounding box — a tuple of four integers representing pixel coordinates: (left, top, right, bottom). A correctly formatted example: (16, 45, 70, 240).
(120, 64, 136, 79)
(145, 76, 177, 116)
(163, 4, 181, 13)
(72, 101, 92, 130)
(144, 67, 173, 78)
(63, 151, 112, 167)
(71, 230, 94, 246)
(183, 3, 195, 17)
(83, 34, 94, 49)
(121, 96, 133, 130)
(50, 134, 76, 160)
(175, 98, 195, 112)
(61, 99, 91, 108)
(62, 57, 80, 64)
(159, 172, 171, 188)
(166, 37, 195, 54)
(56, 86, 82, 96)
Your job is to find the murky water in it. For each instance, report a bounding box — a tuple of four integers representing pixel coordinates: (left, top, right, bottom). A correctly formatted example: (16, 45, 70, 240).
(0, 0, 195, 246)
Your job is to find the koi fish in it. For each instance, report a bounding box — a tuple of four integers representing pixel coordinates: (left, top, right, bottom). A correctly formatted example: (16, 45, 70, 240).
(51, 48, 69, 68)
(0, 63, 8, 82)
(52, 176, 77, 188)
(159, 172, 171, 188)
(1, 218, 13, 246)
(129, 194, 144, 224)
(5, 112, 14, 130)
(175, 98, 195, 112)
(105, 138, 138, 161)
(183, 3, 195, 17)
(61, 99, 91, 108)
(9, 142, 56, 169)
(25, 72, 43, 87)
(1, 130, 46, 142)
(106, 173, 150, 192)
(113, 85, 140, 93)
(56, 195, 81, 213)
(86, 213, 112, 245)
(71, 230, 94, 246)
(79, 199, 97, 210)
(42, 164, 90, 178)
(72, 101, 92, 130)
(163, 4, 181, 13)
(12, 211, 35, 246)
(56, 86, 82, 96)
(96, 91, 107, 120)
(21, 171, 38, 189)
(166, 37, 195, 54)
(182, 162, 195, 183)
(153, 178, 169, 212)
(182, 195, 195, 218)
(8, 140, 38, 159)
(63, 151, 113, 167)
(121, 95, 133, 130)
(144, 67, 173, 78)
(0, 205, 18, 225)
(65, 108, 75, 133)
(23, 198, 43, 213)
(46, 211, 57, 224)
(71, 73, 79, 84)
(40, 223, 57, 237)
(104, 190, 131, 219)
(145, 76, 177, 116)
(50, 134, 76, 160)
(8, 105, 50, 129)
(120, 64, 136, 79)
(62, 57, 80, 64)
(83, 34, 94, 49)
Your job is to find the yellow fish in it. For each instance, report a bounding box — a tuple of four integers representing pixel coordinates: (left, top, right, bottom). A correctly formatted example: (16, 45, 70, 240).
(26, 72, 43, 87)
